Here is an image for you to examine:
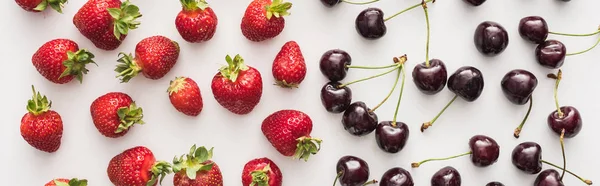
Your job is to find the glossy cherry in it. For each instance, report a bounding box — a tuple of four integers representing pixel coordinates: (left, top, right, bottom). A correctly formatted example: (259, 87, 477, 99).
(534, 169, 564, 186)
(463, 0, 486, 6)
(375, 121, 409, 153)
(535, 40, 566, 69)
(501, 69, 538, 105)
(448, 66, 484, 102)
(335, 156, 373, 186)
(380, 167, 414, 186)
(469, 135, 500, 167)
(321, 82, 352, 113)
(431, 166, 461, 186)
(355, 8, 386, 40)
(511, 142, 542, 174)
(486, 182, 504, 186)
(342, 101, 378, 136)
(321, 0, 341, 7)
(474, 21, 509, 56)
(412, 59, 447, 95)
(320, 49, 352, 81)
(519, 16, 549, 44)
(548, 106, 582, 138)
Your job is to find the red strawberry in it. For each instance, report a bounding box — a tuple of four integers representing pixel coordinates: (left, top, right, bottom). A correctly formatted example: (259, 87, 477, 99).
(211, 54, 263, 115)
(176, 0, 218, 43)
(241, 0, 292, 42)
(272, 41, 306, 88)
(172, 145, 223, 186)
(116, 35, 180, 82)
(20, 86, 63, 153)
(44, 178, 88, 186)
(241, 158, 283, 186)
(73, 0, 142, 50)
(261, 110, 322, 161)
(16, 0, 66, 13)
(90, 92, 144, 138)
(108, 146, 171, 186)
(168, 77, 203, 116)
(32, 39, 96, 84)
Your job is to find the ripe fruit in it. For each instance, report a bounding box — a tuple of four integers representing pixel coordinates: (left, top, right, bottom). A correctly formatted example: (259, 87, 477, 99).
(355, 8, 386, 40)
(375, 121, 409, 153)
(546, 70, 583, 138)
(474, 21, 509, 56)
(431, 166, 461, 186)
(241, 0, 291, 42)
(379, 167, 413, 186)
(412, 59, 447, 95)
(320, 82, 352, 113)
(412, 135, 500, 168)
(261, 110, 322, 161)
(241, 157, 283, 186)
(32, 39, 96, 84)
(45, 178, 88, 186)
(536, 40, 566, 69)
(16, 0, 66, 13)
(272, 41, 306, 88)
(211, 54, 263, 115)
(168, 77, 203, 116)
(319, 49, 351, 82)
(108, 146, 171, 186)
(172, 145, 223, 186)
(73, 0, 142, 50)
(90, 92, 144, 138)
(486, 182, 504, 186)
(334, 156, 376, 186)
(518, 16, 549, 44)
(511, 142, 542, 174)
(501, 69, 538, 138)
(20, 86, 63, 153)
(534, 170, 564, 186)
(463, 0, 486, 6)
(176, 0, 218, 43)
(342, 101, 378, 136)
(116, 35, 180, 82)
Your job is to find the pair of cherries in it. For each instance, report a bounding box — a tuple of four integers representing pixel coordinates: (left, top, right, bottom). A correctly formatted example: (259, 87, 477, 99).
(334, 155, 413, 186)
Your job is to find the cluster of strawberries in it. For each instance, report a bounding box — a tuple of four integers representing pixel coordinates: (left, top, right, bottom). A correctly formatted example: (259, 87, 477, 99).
(17, 0, 318, 185)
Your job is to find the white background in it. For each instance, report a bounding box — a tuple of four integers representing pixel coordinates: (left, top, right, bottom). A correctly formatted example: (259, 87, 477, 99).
(1, 0, 599, 185)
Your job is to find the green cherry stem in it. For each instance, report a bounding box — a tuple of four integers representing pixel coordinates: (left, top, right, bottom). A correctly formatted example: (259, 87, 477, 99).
(384, 0, 434, 22)
(333, 171, 342, 186)
(411, 151, 472, 168)
(550, 70, 564, 118)
(421, 95, 458, 132)
(362, 180, 378, 185)
(549, 29, 600, 37)
(559, 129, 566, 181)
(370, 65, 402, 112)
(540, 160, 593, 185)
(566, 36, 600, 56)
(347, 64, 398, 70)
(338, 65, 401, 88)
(422, 0, 432, 67)
(514, 96, 533, 138)
(391, 64, 407, 127)
(342, 0, 379, 5)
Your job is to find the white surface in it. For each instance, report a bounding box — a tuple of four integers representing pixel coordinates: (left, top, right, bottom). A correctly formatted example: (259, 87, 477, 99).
(1, 0, 599, 185)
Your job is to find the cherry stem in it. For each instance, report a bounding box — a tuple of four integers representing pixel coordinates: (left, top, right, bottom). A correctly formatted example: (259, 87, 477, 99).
(347, 64, 398, 70)
(549, 29, 600, 37)
(421, 95, 458, 132)
(560, 129, 566, 181)
(422, 0, 431, 67)
(514, 96, 533, 138)
(391, 63, 407, 127)
(370, 65, 402, 112)
(342, 0, 379, 5)
(338, 65, 401, 88)
(384, 0, 434, 22)
(551, 70, 564, 118)
(362, 180, 378, 185)
(566, 36, 600, 56)
(411, 151, 472, 168)
(333, 171, 342, 186)
(541, 160, 593, 185)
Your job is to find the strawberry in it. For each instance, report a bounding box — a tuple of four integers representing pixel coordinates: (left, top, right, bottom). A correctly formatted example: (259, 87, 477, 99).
(90, 92, 144, 138)
(115, 35, 180, 82)
(73, 0, 142, 50)
(45, 178, 88, 186)
(272, 41, 306, 88)
(241, 0, 292, 42)
(20, 86, 63, 153)
(241, 158, 282, 186)
(168, 77, 203, 116)
(176, 0, 218, 43)
(261, 110, 322, 161)
(32, 39, 96, 84)
(172, 145, 223, 186)
(211, 54, 263, 115)
(107, 146, 171, 186)
(15, 0, 67, 13)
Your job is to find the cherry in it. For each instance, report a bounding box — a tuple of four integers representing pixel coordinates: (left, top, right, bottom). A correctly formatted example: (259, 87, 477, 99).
(463, 0, 486, 6)
(534, 169, 564, 186)
(431, 166, 461, 186)
(355, 8, 386, 39)
(412, 135, 499, 168)
(321, 0, 380, 8)
(546, 70, 583, 138)
(474, 21, 509, 56)
(536, 40, 566, 69)
(486, 182, 504, 186)
(511, 142, 543, 174)
(519, 16, 548, 44)
(380, 167, 414, 186)
(412, 59, 447, 95)
(334, 156, 377, 186)
(321, 82, 352, 113)
(320, 49, 352, 82)
(375, 121, 409, 153)
(342, 101, 378, 136)
(501, 69, 538, 138)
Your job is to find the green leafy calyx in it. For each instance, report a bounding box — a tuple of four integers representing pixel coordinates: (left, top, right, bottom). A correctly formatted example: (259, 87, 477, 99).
(250, 164, 271, 186)
(168, 77, 188, 95)
(27, 85, 51, 116)
(107, 0, 142, 40)
(265, 0, 292, 20)
(219, 54, 249, 82)
(34, 0, 68, 13)
(147, 161, 172, 186)
(180, 0, 209, 11)
(294, 137, 322, 161)
(115, 52, 141, 83)
(115, 102, 145, 133)
(60, 49, 97, 83)
(172, 145, 215, 180)
(54, 178, 88, 186)
(275, 80, 298, 88)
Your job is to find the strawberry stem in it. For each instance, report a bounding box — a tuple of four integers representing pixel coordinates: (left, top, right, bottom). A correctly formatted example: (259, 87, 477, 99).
(107, 0, 142, 40)
(172, 145, 215, 180)
(265, 0, 292, 20)
(148, 161, 172, 186)
(294, 137, 322, 161)
(115, 103, 145, 133)
(115, 52, 142, 83)
(27, 85, 51, 116)
(180, 0, 209, 11)
(250, 164, 271, 185)
(60, 49, 97, 83)
(219, 54, 249, 82)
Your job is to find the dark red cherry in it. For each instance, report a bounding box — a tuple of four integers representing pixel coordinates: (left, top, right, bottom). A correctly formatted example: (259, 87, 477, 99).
(518, 16, 549, 44)
(534, 169, 564, 186)
(535, 40, 566, 69)
(431, 166, 461, 186)
(469, 135, 500, 167)
(321, 0, 341, 7)
(320, 49, 352, 81)
(380, 167, 414, 186)
(321, 82, 352, 113)
(486, 182, 504, 186)
(501, 69, 538, 105)
(448, 66, 484, 102)
(511, 142, 542, 174)
(355, 8, 386, 40)
(474, 21, 509, 56)
(547, 106, 583, 138)
(375, 121, 410, 153)
(463, 0, 486, 6)
(336, 156, 370, 186)
(412, 59, 448, 95)
(342, 101, 378, 136)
